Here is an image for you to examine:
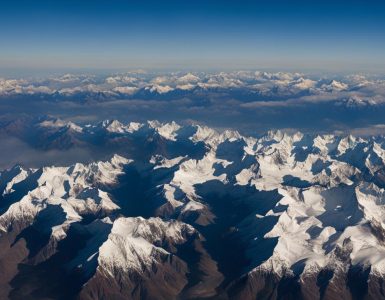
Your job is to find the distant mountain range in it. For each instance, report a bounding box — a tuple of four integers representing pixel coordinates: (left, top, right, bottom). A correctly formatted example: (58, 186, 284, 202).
(2, 71, 385, 135)
(2, 119, 385, 299)
(0, 71, 384, 108)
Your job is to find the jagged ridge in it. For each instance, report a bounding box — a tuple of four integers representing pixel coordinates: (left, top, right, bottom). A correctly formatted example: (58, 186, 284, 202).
(2, 119, 385, 299)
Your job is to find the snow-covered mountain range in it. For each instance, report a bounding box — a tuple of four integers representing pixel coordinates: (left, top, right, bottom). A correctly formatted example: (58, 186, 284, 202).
(2, 119, 385, 299)
(2, 71, 385, 136)
(1, 71, 385, 108)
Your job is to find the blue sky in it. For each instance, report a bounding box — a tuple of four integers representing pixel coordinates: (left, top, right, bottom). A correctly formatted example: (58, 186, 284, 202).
(1, 0, 385, 72)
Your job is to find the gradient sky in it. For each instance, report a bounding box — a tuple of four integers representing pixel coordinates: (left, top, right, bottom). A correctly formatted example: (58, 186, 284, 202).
(1, 0, 385, 72)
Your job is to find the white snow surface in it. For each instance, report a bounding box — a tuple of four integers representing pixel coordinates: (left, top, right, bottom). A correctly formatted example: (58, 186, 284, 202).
(98, 217, 195, 273)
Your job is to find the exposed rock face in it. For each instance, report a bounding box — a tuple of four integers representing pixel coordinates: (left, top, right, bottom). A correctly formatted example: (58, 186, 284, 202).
(2, 120, 385, 299)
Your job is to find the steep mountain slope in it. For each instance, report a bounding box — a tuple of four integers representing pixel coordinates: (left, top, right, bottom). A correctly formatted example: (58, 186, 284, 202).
(2, 119, 385, 299)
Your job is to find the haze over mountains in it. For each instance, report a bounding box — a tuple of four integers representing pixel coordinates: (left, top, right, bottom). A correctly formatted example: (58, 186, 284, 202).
(1, 71, 385, 135)
(2, 119, 385, 299)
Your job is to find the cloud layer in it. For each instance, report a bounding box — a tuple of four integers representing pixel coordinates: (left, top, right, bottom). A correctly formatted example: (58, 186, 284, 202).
(1, 71, 385, 134)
